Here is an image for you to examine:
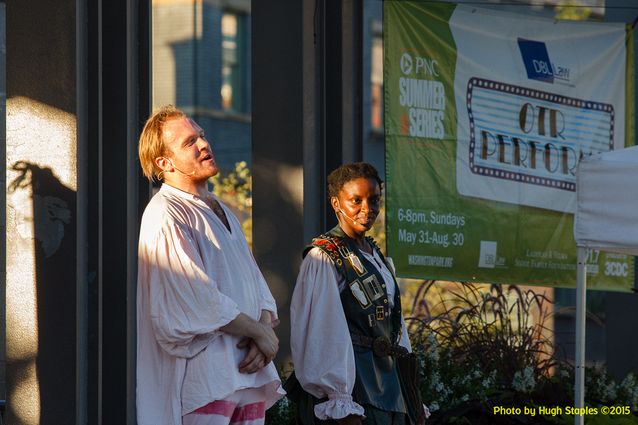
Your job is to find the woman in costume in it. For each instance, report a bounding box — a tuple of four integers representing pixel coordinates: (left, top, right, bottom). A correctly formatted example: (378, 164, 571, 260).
(289, 163, 426, 425)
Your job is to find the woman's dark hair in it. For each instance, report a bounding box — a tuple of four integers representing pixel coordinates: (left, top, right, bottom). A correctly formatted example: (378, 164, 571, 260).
(327, 162, 383, 198)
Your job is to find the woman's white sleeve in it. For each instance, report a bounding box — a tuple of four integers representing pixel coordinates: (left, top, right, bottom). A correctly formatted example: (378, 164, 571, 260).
(290, 248, 365, 420)
(399, 314, 413, 352)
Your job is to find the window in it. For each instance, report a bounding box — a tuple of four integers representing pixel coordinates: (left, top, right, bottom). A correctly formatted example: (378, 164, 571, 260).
(221, 12, 246, 113)
(370, 33, 383, 131)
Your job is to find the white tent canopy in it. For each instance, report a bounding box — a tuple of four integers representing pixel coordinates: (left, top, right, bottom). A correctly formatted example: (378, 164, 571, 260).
(575, 145, 638, 255)
(572, 145, 638, 425)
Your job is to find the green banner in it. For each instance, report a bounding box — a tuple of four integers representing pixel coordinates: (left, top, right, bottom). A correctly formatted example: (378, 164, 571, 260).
(384, 1, 634, 291)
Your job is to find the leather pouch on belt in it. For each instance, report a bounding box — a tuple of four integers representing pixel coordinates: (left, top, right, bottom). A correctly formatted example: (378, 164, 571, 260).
(397, 353, 426, 425)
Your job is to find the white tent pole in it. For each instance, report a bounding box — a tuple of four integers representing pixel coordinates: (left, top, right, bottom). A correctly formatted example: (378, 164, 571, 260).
(574, 246, 588, 425)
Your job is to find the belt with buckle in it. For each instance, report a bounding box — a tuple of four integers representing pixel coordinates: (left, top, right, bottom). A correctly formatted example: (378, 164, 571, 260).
(350, 334, 409, 358)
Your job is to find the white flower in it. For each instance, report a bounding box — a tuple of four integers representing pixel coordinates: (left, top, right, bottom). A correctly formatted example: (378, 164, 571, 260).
(274, 397, 290, 416)
(418, 358, 426, 370)
(601, 381, 617, 401)
(512, 366, 536, 393)
(619, 374, 638, 409)
(429, 371, 441, 388)
(620, 374, 636, 389)
(427, 333, 440, 363)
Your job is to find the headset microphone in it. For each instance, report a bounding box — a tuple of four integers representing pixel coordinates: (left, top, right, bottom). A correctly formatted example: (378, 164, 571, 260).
(168, 160, 196, 176)
(339, 209, 359, 226)
(174, 166, 196, 176)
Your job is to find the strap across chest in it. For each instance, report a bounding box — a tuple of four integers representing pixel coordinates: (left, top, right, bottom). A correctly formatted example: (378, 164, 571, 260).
(306, 226, 403, 346)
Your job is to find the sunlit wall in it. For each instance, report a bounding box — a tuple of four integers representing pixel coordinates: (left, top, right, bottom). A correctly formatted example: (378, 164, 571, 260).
(5, 0, 78, 423)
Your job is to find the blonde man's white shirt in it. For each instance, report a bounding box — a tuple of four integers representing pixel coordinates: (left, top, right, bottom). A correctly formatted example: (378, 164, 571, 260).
(136, 183, 283, 425)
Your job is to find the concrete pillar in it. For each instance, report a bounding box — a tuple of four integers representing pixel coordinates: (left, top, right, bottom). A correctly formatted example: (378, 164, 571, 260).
(252, 0, 305, 364)
(252, 0, 364, 364)
(5, 1, 78, 423)
(3, 1, 149, 423)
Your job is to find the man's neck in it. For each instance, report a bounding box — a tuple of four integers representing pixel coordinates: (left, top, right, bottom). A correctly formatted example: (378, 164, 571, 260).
(163, 176, 209, 198)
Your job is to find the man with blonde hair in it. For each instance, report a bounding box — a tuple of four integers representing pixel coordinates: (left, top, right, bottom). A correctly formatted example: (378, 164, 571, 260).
(136, 105, 283, 425)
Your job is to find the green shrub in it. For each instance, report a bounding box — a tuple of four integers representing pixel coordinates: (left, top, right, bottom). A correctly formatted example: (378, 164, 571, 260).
(407, 282, 638, 424)
(209, 161, 252, 245)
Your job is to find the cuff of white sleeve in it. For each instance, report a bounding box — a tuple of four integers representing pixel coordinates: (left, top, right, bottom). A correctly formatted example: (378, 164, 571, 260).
(314, 393, 365, 420)
(423, 404, 431, 419)
(261, 301, 278, 319)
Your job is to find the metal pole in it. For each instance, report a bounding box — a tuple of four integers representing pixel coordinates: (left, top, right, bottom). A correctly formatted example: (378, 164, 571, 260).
(340, 0, 363, 164)
(76, 0, 88, 422)
(126, 0, 143, 422)
(574, 246, 588, 425)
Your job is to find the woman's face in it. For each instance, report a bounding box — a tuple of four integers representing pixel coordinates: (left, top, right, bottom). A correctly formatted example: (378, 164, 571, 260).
(331, 177, 381, 238)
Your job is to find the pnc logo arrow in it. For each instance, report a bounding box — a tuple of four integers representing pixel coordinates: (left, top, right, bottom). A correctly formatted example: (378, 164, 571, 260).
(400, 53, 413, 75)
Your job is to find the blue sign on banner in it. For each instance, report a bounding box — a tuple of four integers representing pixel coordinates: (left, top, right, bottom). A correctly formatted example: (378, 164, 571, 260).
(517, 38, 554, 83)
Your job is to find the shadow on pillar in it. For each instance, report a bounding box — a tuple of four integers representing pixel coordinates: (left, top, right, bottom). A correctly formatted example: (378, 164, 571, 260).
(8, 162, 76, 425)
